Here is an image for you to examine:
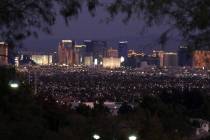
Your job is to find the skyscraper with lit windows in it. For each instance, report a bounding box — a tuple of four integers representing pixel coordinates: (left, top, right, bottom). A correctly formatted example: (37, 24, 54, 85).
(106, 48, 119, 58)
(118, 41, 128, 64)
(163, 52, 178, 67)
(178, 46, 192, 67)
(0, 42, 8, 65)
(84, 40, 107, 65)
(58, 40, 75, 65)
(84, 40, 93, 56)
(74, 45, 86, 65)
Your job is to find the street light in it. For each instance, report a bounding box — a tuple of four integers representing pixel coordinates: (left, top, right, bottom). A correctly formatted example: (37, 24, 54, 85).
(9, 81, 19, 89)
(128, 135, 137, 140)
(93, 134, 101, 140)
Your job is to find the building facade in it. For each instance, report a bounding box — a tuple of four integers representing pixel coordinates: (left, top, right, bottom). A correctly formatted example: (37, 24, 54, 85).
(84, 56, 94, 66)
(58, 40, 75, 65)
(0, 42, 8, 65)
(74, 45, 86, 65)
(193, 50, 210, 69)
(178, 46, 192, 67)
(84, 40, 107, 65)
(118, 41, 128, 62)
(163, 52, 178, 67)
(106, 48, 119, 58)
(103, 57, 121, 69)
(31, 55, 52, 65)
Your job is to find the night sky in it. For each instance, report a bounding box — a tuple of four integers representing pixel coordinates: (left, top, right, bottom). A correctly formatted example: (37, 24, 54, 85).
(23, 4, 181, 54)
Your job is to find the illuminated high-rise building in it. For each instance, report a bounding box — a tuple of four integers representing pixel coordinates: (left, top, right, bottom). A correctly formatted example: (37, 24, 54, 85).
(178, 46, 192, 67)
(58, 40, 75, 65)
(106, 48, 119, 58)
(118, 41, 129, 66)
(118, 41, 128, 61)
(84, 56, 94, 66)
(74, 45, 86, 65)
(52, 51, 58, 65)
(193, 50, 210, 69)
(0, 42, 8, 65)
(93, 40, 107, 65)
(31, 55, 52, 65)
(128, 49, 145, 57)
(84, 40, 93, 56)
(103, 57, 121, 69)
(14, 57, 19, 67)
(84, 40, 107, 65)
(163, 52, 178, 67)
(152, 50, 165, 67)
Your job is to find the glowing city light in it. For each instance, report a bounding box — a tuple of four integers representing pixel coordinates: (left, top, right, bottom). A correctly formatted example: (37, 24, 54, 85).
(120, 56, 125, 63)
(94, 59, 98, 65)
(9, 81, 19, 89)
(128, 135, 137, 140)
(93, 134, 100, 140)
(62, 40, 72, 43)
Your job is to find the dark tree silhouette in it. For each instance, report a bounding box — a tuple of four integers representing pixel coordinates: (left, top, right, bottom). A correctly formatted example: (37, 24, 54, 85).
(105, 0, 210, 49)
(1, 0, 210, 49)
(0, 0, 55, 46)
(0, 0, 98, 46)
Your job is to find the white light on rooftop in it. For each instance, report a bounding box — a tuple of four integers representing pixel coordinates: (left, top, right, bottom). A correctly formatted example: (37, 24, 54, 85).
(62, 40, 72, 43)
(180, 45, 188, 49)
(119, 41, 128, 43)
(84, 40, 92, 42)
(75, 45, 86, 48)
(164, 52, 177, 55)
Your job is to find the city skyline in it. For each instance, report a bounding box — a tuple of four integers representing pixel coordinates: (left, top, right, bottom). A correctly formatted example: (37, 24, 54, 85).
(1, 1, 210, 140)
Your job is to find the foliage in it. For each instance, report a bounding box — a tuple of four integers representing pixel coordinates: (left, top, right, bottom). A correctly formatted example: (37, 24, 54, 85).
(106, 0, 210, 49)
(1, 0, 210, 49)
(1, 68, 210, 139)
(0, 0, 98, 46)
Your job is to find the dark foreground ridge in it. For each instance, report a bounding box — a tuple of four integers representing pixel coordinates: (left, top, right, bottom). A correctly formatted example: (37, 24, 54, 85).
(1, 66, 210, 140)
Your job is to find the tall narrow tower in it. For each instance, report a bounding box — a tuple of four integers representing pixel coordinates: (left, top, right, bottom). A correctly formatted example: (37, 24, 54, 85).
(58, 40, 75, 65)
(0, 42, 8, 65)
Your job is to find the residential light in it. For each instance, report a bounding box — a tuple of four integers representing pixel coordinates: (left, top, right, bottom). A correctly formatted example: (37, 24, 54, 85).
(93, 134, 100, 140)
(9, 81, 19, 89)
(128, 135, 137, 140)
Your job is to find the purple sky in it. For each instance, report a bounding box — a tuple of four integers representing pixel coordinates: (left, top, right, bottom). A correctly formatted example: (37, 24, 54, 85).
(23, 4, 181, 54)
